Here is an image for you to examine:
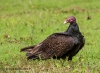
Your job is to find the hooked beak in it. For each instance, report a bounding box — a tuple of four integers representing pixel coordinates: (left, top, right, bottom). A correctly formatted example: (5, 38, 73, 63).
(64, 21, 68, 24)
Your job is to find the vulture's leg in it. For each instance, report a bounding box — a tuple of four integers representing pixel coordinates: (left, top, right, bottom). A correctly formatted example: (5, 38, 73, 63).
(68, 56, 73, 61)
(61, 56, 67, 60)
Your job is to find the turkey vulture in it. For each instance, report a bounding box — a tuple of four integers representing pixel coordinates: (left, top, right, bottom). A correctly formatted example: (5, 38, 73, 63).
(20, 16, 85, 60)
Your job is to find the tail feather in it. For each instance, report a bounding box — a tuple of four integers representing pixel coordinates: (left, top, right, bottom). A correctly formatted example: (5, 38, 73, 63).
(20, 45, 35, 52)
(21, 43, 44, 60)
(27, 55, 39, 60)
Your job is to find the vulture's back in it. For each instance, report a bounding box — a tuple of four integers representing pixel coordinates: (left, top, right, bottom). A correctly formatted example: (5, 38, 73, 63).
(26, 33, 75, 59)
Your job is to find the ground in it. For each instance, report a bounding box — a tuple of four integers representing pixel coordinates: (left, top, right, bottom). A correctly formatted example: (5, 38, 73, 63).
(0, 0, 100, 73)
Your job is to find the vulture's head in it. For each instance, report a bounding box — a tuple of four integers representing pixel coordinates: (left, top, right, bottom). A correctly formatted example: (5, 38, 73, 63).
(64, 16, 76, 24)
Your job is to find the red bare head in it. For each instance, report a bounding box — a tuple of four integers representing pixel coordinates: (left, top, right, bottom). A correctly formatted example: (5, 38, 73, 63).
(64, 16, 76, 24)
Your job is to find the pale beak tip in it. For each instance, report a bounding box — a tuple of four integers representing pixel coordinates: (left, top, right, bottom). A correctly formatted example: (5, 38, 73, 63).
(64, 21, 67, 24)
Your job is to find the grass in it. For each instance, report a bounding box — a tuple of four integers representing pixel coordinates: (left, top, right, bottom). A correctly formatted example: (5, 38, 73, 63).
(0, 0, 100, 73)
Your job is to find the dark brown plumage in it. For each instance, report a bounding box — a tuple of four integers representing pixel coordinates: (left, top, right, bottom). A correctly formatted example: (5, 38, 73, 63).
(20, 16, 85, 61)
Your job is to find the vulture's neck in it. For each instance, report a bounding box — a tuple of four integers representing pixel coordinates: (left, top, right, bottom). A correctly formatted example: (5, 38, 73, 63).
(65, 23, 81, 37)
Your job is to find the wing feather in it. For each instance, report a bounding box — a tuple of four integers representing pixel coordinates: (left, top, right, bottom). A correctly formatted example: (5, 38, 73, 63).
(21, 33, 75, 60)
